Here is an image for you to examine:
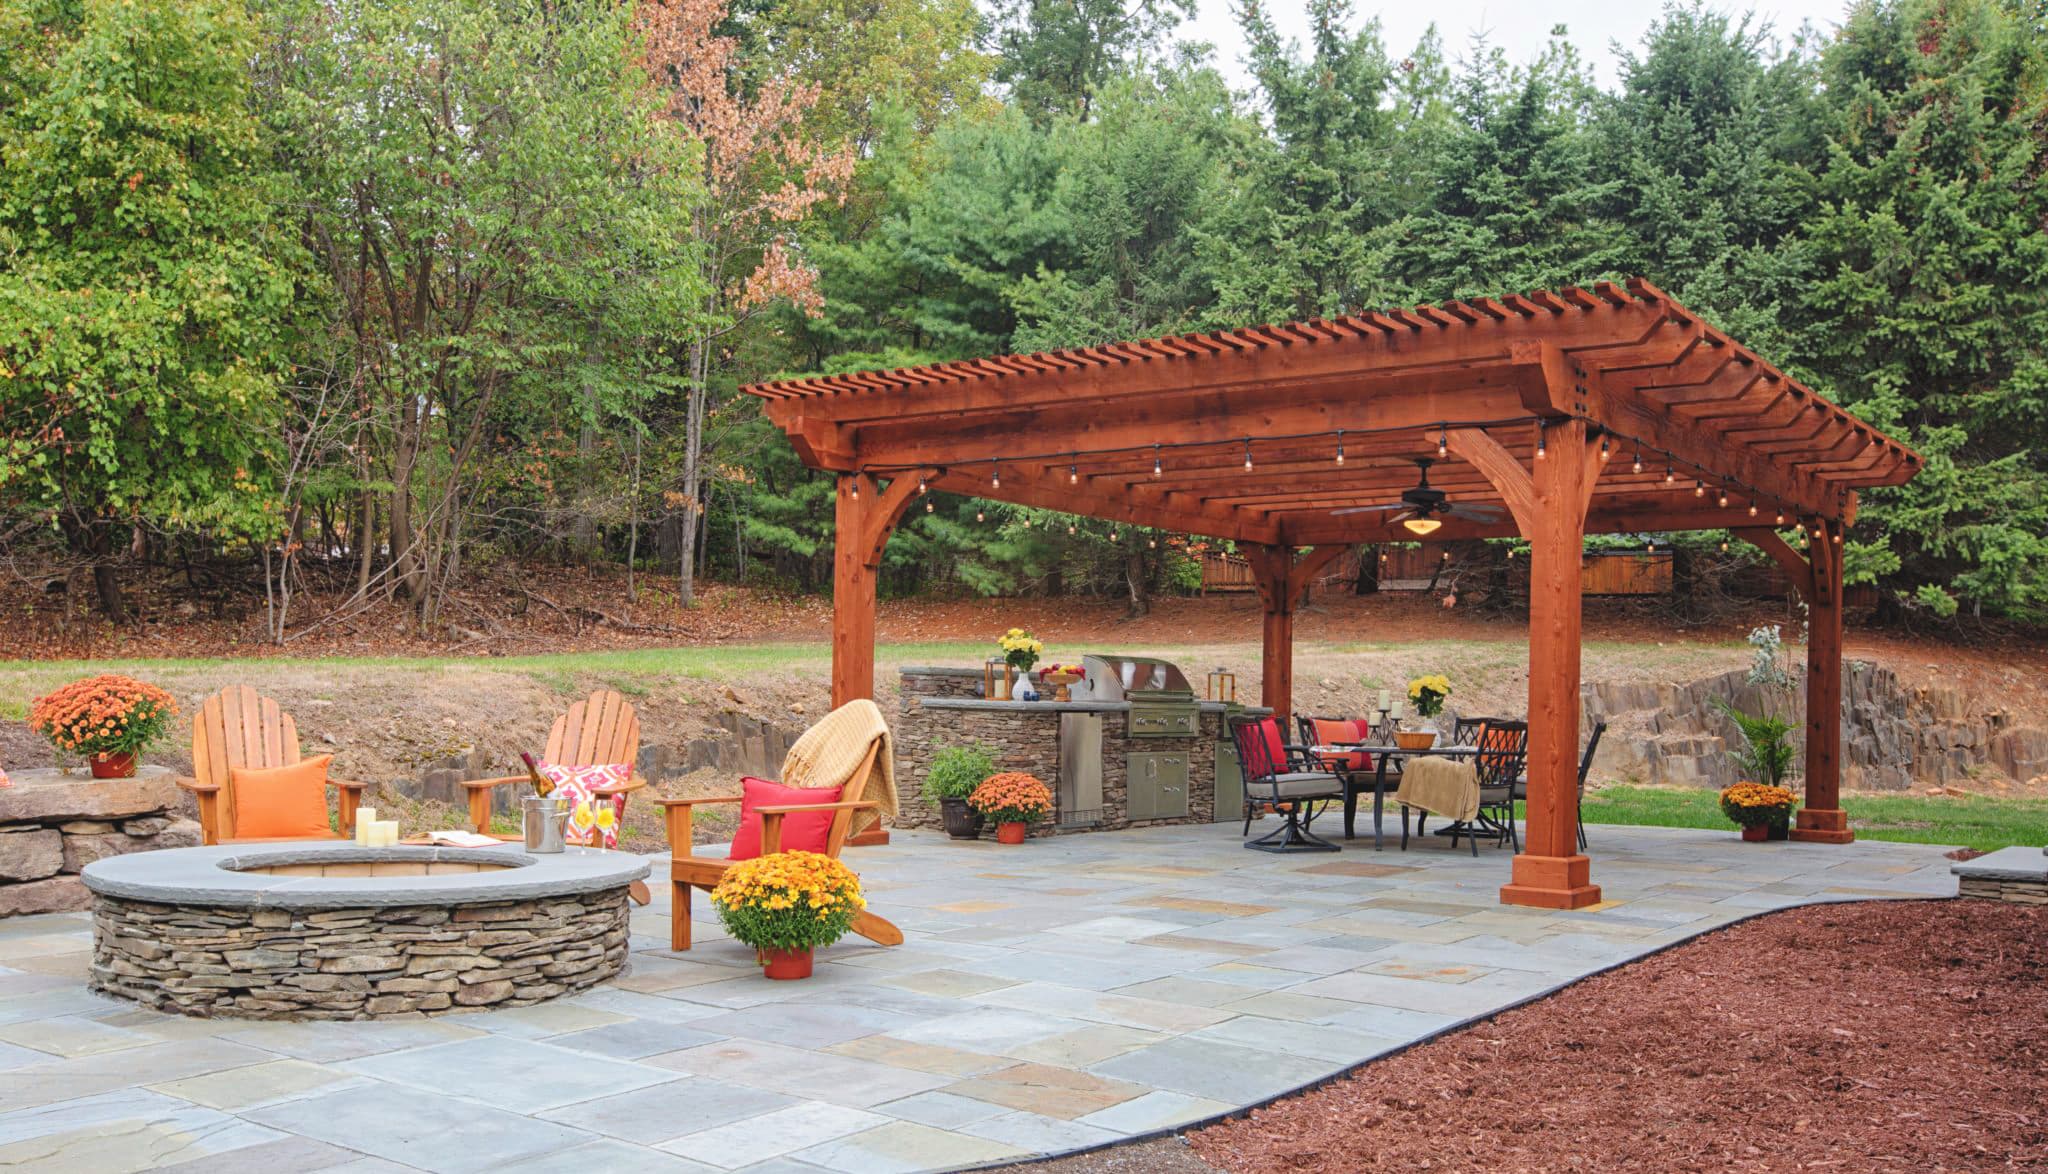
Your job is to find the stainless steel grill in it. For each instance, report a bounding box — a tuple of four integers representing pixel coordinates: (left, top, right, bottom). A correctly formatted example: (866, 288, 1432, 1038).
(1074, 655, 1199, 738)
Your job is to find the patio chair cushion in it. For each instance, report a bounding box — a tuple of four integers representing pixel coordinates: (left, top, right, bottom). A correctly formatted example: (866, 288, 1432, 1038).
(533, 760, 631, 848)
(1251, 771, 1344, 800)
(727, 776, 845, 861)
(229, 753, 335, 839)
(1309, 719, 1374, 772)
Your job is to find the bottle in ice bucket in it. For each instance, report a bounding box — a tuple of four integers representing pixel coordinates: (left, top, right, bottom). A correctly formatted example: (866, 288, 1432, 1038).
(520, 751, 555, 798)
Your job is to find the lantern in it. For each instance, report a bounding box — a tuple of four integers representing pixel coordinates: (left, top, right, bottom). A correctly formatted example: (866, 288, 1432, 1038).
(1206, 667, 1236, 703)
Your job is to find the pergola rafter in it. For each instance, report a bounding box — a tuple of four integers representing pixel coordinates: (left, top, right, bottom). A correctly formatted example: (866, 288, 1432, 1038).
(746, 279, 1919, 911)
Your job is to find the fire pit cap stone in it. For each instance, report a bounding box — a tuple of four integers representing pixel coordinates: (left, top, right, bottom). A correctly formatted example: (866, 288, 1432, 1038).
(81, 842, 647, 910)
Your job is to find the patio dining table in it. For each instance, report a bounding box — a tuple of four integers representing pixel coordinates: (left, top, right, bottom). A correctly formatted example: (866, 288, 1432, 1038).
(1309, 741, 1480, 851)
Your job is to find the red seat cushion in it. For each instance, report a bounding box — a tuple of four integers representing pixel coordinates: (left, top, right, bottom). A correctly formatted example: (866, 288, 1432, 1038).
(1310, 720, 1372, 772)
(727, 777, 845, 861)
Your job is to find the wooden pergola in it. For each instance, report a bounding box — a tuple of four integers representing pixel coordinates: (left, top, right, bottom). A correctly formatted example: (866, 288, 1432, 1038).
(745, 279, 1920, 910)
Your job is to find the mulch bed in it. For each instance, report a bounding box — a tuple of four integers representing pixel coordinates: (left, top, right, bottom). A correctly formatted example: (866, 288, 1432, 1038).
(1173, 899, 2047, 1173)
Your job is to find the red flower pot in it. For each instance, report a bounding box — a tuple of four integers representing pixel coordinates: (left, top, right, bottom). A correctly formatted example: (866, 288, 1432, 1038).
(996, 821, 1027, 844)
(760, 947, 814, 980)
(89, 752, 136, 779)
(1741, 824, 1769, 842)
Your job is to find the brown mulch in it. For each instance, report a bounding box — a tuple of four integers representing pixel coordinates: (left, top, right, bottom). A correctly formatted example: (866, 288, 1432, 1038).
(1168, 900, 2047, 1174)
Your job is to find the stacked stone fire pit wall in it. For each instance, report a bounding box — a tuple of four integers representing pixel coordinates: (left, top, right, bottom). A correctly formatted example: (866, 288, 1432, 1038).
(91, 888, 630, 1019)
(0, 767, 201, 918)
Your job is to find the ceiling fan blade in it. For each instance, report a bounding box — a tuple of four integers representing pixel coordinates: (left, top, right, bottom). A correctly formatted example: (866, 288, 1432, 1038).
(1445, 503, 1507, 521)
(1329, 503, 1408, 516)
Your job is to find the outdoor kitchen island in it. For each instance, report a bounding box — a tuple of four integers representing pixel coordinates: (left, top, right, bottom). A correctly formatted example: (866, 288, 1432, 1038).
(894, 655, 1260, 835)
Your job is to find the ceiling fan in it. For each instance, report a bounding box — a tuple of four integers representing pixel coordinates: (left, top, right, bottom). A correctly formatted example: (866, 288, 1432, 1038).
(1330, 458, 1506, 536)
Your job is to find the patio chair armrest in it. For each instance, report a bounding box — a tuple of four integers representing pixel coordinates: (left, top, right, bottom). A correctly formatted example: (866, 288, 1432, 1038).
(175, 776, 220, 795)
(461, 775, 529, 791)
(652, 795, 744, 808)
(753, 800, 878, 816)
(591, 775, 649, 798)
(328, 777, 368, 793)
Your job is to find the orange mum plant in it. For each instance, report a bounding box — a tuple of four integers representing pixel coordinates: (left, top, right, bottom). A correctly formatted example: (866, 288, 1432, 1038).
(711, 850, 866, 953)
(968, 771, 1053, 825)
(28, 675, 177, 761)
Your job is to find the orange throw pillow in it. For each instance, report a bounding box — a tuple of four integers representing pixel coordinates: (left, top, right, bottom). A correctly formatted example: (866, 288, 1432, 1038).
(230, 754, 335, 839)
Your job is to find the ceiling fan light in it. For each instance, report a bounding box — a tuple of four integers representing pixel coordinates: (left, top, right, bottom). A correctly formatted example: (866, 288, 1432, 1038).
(1402, 517, 1443, 537)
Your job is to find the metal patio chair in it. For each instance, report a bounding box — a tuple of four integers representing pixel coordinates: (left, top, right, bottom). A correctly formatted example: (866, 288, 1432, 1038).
(1230, 715, 1344, 853)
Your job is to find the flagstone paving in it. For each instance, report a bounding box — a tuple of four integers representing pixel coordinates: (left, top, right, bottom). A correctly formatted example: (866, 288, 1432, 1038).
(0, 823, 1958, 1173)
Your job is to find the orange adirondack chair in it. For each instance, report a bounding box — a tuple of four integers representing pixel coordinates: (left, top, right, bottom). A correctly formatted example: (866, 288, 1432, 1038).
(462, 688, 651, 903)
(178, 686, 369, 844)
(658, 701, 903, 953)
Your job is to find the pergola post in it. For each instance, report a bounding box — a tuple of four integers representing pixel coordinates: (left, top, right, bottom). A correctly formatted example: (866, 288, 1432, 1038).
(1247, 544, 1349, 725)
(831, 470, 934, 709)
(1449, 420, 1603, 910)
(1734, 521, 1852, 843)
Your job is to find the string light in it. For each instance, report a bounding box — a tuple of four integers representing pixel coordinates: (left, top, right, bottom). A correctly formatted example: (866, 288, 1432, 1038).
(1748, 500, 1759, 517)
(1442, 550, 1451, 562)
(1646, 539, 1655, 552)
(1665, 462, 1675, 484)
(1720, 539, 1729, 553)
(1599, 435, 1610, 462)
(1833, 529, 1843, 545)
(990, 461, 1000, 490)
(916, 477, 926, 495)
(1148, 535, 1157, 549)
(1535, 424, 1547, 460)
(925, 498, 934, 513)
(1243, 437, 1254, 472)
(1152, 445, 1162, 479)
(975, 508, 985, 522)
(1068, 522, 1076, 535)
(1694, 479, 1706, 498)
(1505, 547, 1515, 560)
(1717, 487, 1729, 508)
(849, 477, 860, 500)
(1068, 457, 1078, 485)
(1335, 430, 1346, 466)
(1776, 507, 1786, 525)
(1438, 427, 1449, 459)
(1632, 448, 1644, 475)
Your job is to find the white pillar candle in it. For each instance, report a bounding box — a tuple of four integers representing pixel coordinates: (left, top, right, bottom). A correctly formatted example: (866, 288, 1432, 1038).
(1390, 700, 1404, 720)
(354, 808, 377, 845)
(376, 821, 399, 847)
(1377, 690, 1390, 712)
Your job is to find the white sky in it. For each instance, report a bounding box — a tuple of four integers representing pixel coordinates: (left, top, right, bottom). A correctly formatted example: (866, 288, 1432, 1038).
(1184, 0, 1857, 92)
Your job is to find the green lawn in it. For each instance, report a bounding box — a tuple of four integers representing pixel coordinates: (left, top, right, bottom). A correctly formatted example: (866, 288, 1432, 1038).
(1577, 785, 2047, 853)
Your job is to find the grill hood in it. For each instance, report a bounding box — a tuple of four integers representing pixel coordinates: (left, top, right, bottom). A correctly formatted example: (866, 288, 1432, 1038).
(1072, 655, 1194, 702)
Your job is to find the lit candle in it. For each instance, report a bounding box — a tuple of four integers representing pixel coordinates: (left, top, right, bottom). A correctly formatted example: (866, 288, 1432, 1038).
(354, 807, 376, 845)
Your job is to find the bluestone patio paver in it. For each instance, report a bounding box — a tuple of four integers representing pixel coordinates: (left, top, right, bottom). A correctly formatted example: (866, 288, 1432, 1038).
(0, 822, 1960, 1172)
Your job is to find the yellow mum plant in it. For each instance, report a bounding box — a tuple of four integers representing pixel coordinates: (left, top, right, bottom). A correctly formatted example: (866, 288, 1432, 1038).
(711, 851, 866, 952)
(1718, 781, 1797, 827)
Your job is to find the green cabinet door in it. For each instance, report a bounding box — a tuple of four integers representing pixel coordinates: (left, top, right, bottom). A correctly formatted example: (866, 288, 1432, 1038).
(1213, 740, 1244, 824)
(1128, 751, 1190, 822)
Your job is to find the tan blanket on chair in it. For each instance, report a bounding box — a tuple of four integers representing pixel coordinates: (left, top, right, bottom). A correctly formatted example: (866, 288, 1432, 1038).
(780, 699, 898, 835)
(1395, 755, 1480, 823)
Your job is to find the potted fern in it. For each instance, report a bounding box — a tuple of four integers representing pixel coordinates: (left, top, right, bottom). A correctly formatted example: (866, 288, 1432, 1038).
(924, 742, 998, 840)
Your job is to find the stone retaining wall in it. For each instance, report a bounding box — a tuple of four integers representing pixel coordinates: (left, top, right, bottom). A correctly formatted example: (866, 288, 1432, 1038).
(0, 768, 201, 918)
(89, 888, 630, 1019)
(1958, 877, 2048, 906)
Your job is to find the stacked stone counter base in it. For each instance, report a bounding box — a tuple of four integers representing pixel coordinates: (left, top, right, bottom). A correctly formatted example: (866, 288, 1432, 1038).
(90, 889, 630, 1019)
(1, 767, 200, 918)
(1951, 846, 2048, 907)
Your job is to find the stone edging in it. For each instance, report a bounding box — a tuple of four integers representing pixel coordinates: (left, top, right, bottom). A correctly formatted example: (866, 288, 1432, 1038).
(82, 843, 648, 910)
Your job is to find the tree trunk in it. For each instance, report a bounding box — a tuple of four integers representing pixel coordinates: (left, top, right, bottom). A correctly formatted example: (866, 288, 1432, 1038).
(1354, 544, 1380, 594)
(627, 427, 642, 601)
(1124, 546, 1151, 618)
(677, 336, 709, 607)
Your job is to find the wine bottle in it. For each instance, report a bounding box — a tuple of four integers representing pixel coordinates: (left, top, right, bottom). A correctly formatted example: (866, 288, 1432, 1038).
(520, 752, 555, 798)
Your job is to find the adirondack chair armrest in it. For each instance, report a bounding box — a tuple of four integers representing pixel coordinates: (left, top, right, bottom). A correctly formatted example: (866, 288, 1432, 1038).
(752, 800, 878, 816)
(175, 775, 221, 794)
(591, 775, 649, 798)
(176, 776, 224, 846)
(650, 795, 745, 808)
(460, 775, 529, 791)
(652, 795, 743, 856)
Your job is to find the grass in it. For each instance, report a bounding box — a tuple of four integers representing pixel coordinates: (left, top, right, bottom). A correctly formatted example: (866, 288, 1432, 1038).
(1579, 784, 2048, 853)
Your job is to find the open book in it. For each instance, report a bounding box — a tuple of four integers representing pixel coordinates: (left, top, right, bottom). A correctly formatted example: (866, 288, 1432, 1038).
(425, 830, 501, 848)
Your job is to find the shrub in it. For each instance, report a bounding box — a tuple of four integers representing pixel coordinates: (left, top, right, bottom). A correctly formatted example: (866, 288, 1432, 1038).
(923, 741, 999, 803)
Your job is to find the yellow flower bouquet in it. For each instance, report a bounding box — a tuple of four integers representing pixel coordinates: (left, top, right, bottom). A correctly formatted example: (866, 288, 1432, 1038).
(1407, 674, 1452, 718)
(711, 850, 866, 957)
(998, 627, 1045, 673)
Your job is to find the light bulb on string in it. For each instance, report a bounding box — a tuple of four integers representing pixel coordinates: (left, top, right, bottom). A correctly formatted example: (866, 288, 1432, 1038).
(1665, 462, 1675, 485)
(975, 508, 985, 523)
(1720, 539, 1729, 553)
(849, 476, 860, 500)
(1632, 448, 1644, 475)
(1748, 501, 1759, 517)
(925, 499, 934, 513)
(1438, 427, 1449, 459)
(990, 461, 1000, 490)
(1067, 523, 1076, 535)
(1535, 425, 1547, 460)
(1694, 479, 1706, 498)
(1335, 430, 1346, 466)
(1152, 445, 1162, 479)
(1599, 435, 1610, 462)
(1243, 438, 1254, 472)
(1068, 457, 1078, 486)
(1775, 507, 1786, 525)
(1717, 488, 1729, 508)
(1147, 536, 1157, 550)
(916, 477, 926, 496)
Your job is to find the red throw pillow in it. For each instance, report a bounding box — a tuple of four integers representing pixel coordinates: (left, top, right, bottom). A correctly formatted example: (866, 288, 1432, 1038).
(727, 776, 845, 861)
(1250, 717, 1287, 774)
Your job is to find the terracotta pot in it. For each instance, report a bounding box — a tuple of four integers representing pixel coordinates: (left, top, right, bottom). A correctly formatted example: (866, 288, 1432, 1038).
(1741, 823, 1769, 842)
(760, 946, 814, 980)
(940, 797, 985, 840)
(89, 752, 137, 779)
(996, 821, 1028, 845)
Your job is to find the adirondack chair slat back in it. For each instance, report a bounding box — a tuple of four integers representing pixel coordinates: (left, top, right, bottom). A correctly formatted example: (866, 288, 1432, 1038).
(193, 685, 301, 839)
(543, 689, 639, 769)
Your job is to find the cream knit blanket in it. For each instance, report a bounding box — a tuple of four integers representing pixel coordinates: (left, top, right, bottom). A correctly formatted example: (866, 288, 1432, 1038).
(781, 699, 898, 835)
(1395, 754, 1480, 823)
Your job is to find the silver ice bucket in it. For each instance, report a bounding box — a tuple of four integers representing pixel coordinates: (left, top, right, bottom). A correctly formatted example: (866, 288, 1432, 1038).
(522, 795, 571, 854)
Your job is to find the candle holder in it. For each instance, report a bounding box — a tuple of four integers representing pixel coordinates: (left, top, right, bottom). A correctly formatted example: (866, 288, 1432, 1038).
(1206, 667, 1236, 703)
(984, 659, 1016, 701)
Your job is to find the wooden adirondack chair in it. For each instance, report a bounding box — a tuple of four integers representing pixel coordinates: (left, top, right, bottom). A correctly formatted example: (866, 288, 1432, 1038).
(178, 686, 369, 845)
(462, 688, 651, 904)
(658, 737, 903, 954)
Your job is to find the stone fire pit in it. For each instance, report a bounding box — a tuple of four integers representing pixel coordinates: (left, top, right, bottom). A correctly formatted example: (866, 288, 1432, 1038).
(81, 842, 648, 1020)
